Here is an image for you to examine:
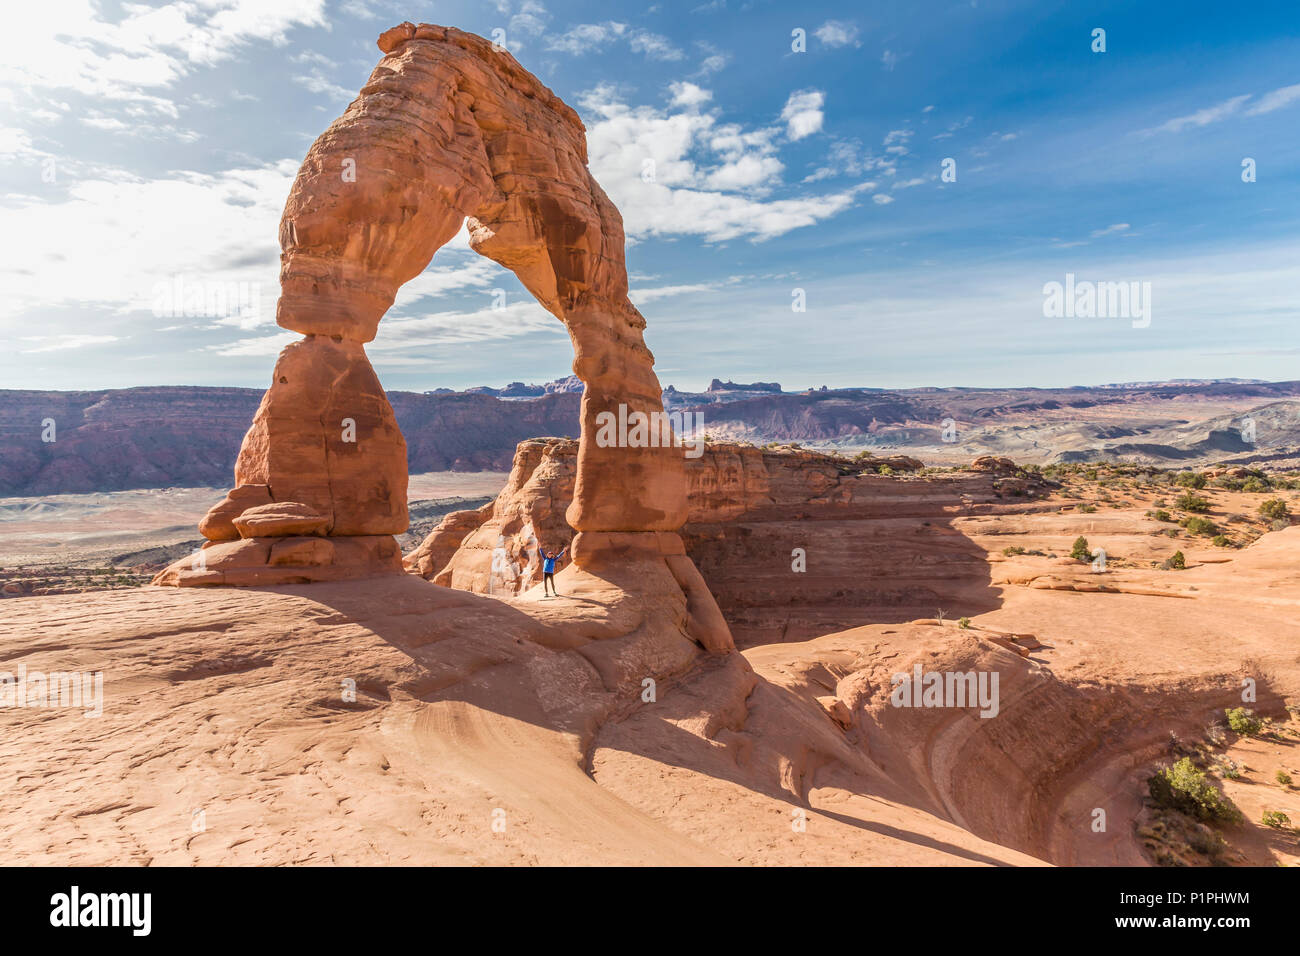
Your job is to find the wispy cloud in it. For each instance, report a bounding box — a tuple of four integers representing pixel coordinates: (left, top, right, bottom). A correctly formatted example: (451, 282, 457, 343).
(1141, 83, 1300, 136)
(21, 334, 120, 353)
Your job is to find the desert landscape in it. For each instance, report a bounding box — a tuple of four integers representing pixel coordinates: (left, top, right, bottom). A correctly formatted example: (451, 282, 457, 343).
(2, 6, 1298, 894)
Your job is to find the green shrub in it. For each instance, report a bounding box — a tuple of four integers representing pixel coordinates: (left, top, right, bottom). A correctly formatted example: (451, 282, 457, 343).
(1002, 545, 1025, 556)
(1175, 472, 1207, 489)
(1181, 516, 1218, 536)
(1071, 536, 1092, 561)
(1149, 509, 1174, 522)
(1211, 535, 1231, 547)
(1262, 810, 1291, 829)
(1242, 476, 1269, 493)
(958, 616, 971, 629)
(1276, 770, 1293, 787)
(1079, 503, 1097, 513)
(1148, 757, 1241, 823)
(1226, 707, 1262, 736)
(1166, 550, 1186, 570)
(1258, 498, 1289, 521)
(1176, 493, 1210, 513)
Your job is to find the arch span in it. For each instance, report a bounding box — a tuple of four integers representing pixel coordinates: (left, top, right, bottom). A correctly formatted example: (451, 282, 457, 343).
(155, 23, 731, 653)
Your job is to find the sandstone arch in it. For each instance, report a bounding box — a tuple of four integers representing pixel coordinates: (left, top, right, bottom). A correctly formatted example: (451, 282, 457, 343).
(155, 23, 731, 653)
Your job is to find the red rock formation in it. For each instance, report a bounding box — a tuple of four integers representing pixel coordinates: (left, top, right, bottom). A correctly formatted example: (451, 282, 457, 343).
(156, 23, 730, 653)
(410, 440, 1056, 645)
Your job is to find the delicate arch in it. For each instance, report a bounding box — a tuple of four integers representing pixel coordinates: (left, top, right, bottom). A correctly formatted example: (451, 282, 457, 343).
(277, 22, 684, 533)
(153, 23, 731, 653)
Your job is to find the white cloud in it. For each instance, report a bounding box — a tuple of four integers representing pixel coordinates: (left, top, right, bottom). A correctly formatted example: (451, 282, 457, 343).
(579, 86, 867, 242)
(341, 0, 380, 20)
(0, 160, 296, 331)
(669, 82, 712, 109)
(21, 334, 120, 353)
(695, 49, 731, 76)
(781, 89, 825, 141)
(210, 331, 297, 357)
(1090, 223, 1131, 238)
(881, 49, 905, 71)
(390, 256, 505, 314)
(629, 282, 723, 304)
(1140, 83, 1300, 136)
(543, 22, 682, 61)
(510, 1, 551, 38)
(0, 0, 329, 110)
(814, 21, 861, 48)
(1245, 82, 1300, 116)
(293, 69, 356, 101)
(373, 300, 564, 351)
(0, 126, 41, 160)
(547, 22, 625, 54)
(1143, 94, 1250, 135)
(804, 139, 883, 183)
(629, 30, 685, 62)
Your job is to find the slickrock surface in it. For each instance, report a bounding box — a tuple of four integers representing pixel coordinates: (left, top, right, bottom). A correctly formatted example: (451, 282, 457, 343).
(4, 522, 1297, 865)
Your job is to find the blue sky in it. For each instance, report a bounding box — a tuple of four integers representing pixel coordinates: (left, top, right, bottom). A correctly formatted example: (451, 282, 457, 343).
(2, 0, 1298, 393)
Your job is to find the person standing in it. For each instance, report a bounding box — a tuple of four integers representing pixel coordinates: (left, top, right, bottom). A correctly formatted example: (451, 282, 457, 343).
(538, 542, 568, 597)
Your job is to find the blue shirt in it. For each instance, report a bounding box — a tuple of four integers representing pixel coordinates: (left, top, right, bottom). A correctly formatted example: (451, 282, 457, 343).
(543, 555, 557, 573)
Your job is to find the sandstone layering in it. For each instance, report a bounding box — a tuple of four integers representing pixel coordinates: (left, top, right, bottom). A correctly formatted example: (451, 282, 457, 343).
(154, 23, 731, 653)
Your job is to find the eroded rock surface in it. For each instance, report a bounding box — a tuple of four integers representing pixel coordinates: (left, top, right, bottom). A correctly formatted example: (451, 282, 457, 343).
(408, 440, 1061, 645)
(157, 23, 723, 635)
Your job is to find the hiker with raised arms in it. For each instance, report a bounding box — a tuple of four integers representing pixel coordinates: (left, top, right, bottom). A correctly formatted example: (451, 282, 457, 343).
(538, 541, 569, 598)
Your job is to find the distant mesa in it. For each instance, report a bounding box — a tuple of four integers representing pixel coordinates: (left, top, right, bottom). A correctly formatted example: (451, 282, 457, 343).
(706, 378, 782, 394)
(454, 375, 584, 399)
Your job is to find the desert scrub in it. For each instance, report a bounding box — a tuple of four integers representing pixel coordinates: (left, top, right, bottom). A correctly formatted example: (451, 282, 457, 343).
(1242, 476, 1269, 493)
(1148, 757, 1242, 823)
(958, 616, 971, 629)
(1277, 770, 1293, 787)
(1225, 707, 1262, 736)
(1175, 493, 1210, 513)
(1211, 534, 1233, 547)
(1262, 810, 1292, 829)
(1148, 509, 1174, 522)
(1258, 498, 1289, 521)
(1001, 545, 1025, 556)
(1163, 550, 1186, 570)
(1181, 516, 1218, 536)
(1174, 471, 1207, 489)
(1079, 503, 1097, 513)
(1070, 536, 1093, 561)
